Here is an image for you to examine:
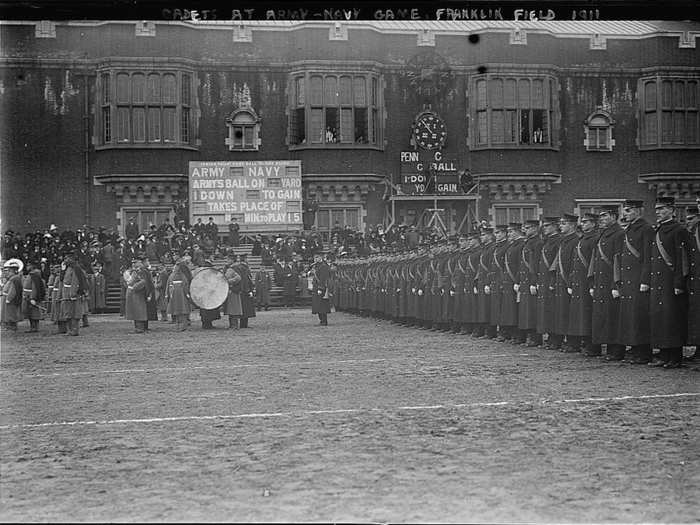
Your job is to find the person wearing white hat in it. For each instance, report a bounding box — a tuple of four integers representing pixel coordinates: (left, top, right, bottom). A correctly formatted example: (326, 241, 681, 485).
(1, 259, 24, 331)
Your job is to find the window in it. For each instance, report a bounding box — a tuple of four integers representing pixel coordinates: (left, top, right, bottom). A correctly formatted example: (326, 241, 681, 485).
(473, 74, 558, 149)
(315, 206, 362, 242)
(225, 109, 260, 151)
(584, 109, 615, 151)
(640, 76, 699, 148)
(289, 71, 382, 148)
(98, 69, 194, 147)
(491, 204, 538, 225)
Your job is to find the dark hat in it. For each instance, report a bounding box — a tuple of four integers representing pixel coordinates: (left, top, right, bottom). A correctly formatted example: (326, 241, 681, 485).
(507, 222, 522, 229)
(542, 216, 560, 224)
(524, 219, 540, 227)
(582, 212, 598, 221)
(494, 224, 508, 231)
(480, 227, 494, 234)
(561, 213, 579, 223)
(598, 205, 620, 216)
(623, 199, 645, 208)
(685, 205, 699, 217)
(655, 196, 675, 207)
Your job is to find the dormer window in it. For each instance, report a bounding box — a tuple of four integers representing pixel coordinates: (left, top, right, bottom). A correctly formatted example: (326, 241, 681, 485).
(584, 109, 615, 151)
(225, 108, 260, 151)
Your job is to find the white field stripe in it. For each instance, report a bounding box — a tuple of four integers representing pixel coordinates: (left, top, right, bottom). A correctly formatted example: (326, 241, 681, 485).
(10, 354, 531, 378)
(0, 392, 696, 431)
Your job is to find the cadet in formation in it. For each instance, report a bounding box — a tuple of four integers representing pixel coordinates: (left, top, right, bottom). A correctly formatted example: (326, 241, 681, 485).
(333, 195, 698, 369)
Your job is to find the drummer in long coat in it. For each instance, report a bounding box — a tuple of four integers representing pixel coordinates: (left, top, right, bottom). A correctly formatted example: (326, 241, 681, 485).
(222, 254, 243, 329)
(502, 223, 525, 343)
(686, 204, 700, 351)
(125, 258, 148, 334)
(518, 220, 543, 346)
(552, 214, 580, 352)
(21, 261, 46, 333)
(536, 217, 561, 349)
(311, 252, 331, 325)
(648, 196, 691, 368)
(567, 213, 599, 355)
(589, 206, 626, 359)
(166, 261, 191, 331)
(616, 199, 655, 363)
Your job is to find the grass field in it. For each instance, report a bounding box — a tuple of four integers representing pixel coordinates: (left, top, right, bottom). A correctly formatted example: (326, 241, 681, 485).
(1, 309, 698, 523)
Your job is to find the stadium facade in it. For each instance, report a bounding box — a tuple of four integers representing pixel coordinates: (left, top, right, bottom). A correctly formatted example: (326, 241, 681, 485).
(1, 20, 699, 239)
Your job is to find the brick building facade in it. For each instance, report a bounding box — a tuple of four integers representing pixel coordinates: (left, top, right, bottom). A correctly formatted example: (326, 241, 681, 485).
(1, 20, 699, 238)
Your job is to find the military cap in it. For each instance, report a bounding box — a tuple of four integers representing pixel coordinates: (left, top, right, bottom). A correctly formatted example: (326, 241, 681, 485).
(655, 196, 675, 207)
(686, 205, 699, 217)
(480, 227, 494, 234)
(494, 224, 508, 232)
(524, 219, 540, 227)
(561, 213, 579, 223)
(581, 212, 598, 222)
(507, 222, 522, 229)
(623, 199, 645, 208)
(542, 216, 560, 225)
(598, 205, 620, 216)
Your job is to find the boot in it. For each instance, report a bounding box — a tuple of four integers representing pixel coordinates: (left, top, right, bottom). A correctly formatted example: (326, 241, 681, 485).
(69, 318, 80, 336)
(53, 321, 68, 335)
(228, 316, 239, 330)
(82, 314, 89, 328)
(25, 319, 39, 333)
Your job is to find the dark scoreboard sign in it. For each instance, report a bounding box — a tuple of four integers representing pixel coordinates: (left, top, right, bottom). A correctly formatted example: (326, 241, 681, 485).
(399, 150, 461, 195)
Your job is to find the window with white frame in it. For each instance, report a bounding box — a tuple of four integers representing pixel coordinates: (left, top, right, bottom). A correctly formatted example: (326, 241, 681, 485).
(473, 74, 558, 149)
(584, 109, 615, 151)
(639, 75, 699, 149)
(225, 109, 260, 151)
(98, 69, 194, 147)
(316, 205, 362, 242)
(491, 203, 539, 225)
(289, 71, 382, 148)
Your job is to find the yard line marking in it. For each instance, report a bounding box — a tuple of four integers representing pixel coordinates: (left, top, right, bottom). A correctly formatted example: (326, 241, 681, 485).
(10, 354, 530, 378)
(0, 392, 696, 431)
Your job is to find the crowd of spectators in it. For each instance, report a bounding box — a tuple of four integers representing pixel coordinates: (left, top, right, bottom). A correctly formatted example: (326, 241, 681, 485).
(1, 216, 450, 287)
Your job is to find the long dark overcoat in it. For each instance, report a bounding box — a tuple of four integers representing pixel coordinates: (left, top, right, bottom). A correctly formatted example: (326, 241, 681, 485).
(311, 261, 331, 314)
(649, 219, 689, 348)
(553, 232, 578, 335)
(688, 224, 700, 345)
(536, 233, 560, 334)
(616, 218, 654, 346)
(567, 230, 598, 337)
(590, 223, 625, 345)
(518, 235, 542, 331)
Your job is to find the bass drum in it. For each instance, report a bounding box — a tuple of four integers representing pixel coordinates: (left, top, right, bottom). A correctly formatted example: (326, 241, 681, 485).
(189, 267, 228, 310)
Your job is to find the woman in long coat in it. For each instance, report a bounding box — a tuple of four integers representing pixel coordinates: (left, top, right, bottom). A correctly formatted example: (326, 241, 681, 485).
(222, 260, 242, 329)
(166, 261, 191, 331)
(1, 262, 23, 331)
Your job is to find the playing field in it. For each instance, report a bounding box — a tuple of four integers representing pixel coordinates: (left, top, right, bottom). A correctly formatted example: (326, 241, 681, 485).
(1, 310, 698, 523)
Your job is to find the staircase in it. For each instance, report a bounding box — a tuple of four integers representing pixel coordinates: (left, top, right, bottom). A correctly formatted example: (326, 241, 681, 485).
(102, 243, 309, 313)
